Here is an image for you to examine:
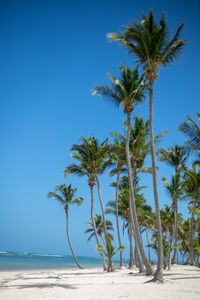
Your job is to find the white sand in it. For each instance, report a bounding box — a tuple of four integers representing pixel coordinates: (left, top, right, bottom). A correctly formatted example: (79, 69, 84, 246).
(0, 264, 199, 300)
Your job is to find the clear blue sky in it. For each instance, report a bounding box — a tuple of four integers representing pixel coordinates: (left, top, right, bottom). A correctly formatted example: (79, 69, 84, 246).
(0, 0, 199, 259)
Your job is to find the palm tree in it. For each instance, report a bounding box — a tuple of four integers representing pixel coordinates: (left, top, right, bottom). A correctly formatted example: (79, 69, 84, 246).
(107, 10, 186, 282)
(85, 215, 113, 246)
(162, 174, 184, 269)
(106, 183, 135, 269)
(179, 113, 200, 164)
(64, 140, 108, 270)
(70, 136, 110, 236)
(48, 184, 83, 269)
(107, 176, 150, 271)
(97, 234, 125, 272)
(158, 145, 189, 173)
(109, 138, 127, 267)
(158, 145, 189, 258)
(158, 145, 189, 263)
(93, 65, 153, 275)
(182, 166, 200, 265)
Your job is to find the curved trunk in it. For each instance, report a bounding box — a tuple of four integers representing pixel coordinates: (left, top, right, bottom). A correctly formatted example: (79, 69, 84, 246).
(115, 171, 123, 267)
(168, 199, 178, 270)
(96, 176, 107, 234)
(65, 208, 83, 269)
(149, 81, 163, 282)
(125, 112, 153, 275)
(190, 212, 195, 265)
(90, 185, 107, 271)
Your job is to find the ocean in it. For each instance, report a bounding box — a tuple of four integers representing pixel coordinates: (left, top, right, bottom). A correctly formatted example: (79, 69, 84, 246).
(0, 251, 127, 271)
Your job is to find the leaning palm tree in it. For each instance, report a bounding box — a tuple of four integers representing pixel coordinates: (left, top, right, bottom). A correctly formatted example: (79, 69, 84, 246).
(179, 113, 200, 164)
(48, 184, 83, 269)
(182, 166, 200, 265)
(93, 65, 153, 275)
(162, 173, 184, 269)
(107, 10, 186, 282)
(64, 143, 107, 270)
(85, 215, 114, 246)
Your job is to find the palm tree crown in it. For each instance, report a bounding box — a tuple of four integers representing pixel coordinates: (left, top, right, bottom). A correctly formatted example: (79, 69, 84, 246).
(158, 145, 188, 173)
(107, 10, 186, 78)
(92, 64, 147, 113)
(48, 184, 83, 209)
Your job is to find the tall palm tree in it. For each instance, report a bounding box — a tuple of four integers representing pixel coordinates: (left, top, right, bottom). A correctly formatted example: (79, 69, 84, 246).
(182, 166, 200, 265)
(64, 141, 107, 270)
(179, 113, 200, 163)
(162, 173, 184, 269)
(93, 65, 153, 275)
(109, 138, 127, 267)
(48, 184, 83, 269)
(85, 215, 113, 246)
(107, 11, 186, 282)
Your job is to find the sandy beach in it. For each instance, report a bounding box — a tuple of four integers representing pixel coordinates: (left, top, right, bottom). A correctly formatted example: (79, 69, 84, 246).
(0, 264, 199, 300)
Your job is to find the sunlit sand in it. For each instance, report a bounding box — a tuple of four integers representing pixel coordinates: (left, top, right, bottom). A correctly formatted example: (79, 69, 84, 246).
(0, 264, 199, 300)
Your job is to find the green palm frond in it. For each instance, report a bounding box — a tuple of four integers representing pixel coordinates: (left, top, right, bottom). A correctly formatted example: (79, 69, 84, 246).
(48, 184, 83, 209)
(179, 113, 200, 157)
(107, 10, 186, 73)
(92, 64, 147, 111)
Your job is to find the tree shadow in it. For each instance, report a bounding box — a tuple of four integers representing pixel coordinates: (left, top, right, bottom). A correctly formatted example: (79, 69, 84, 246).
(5, 283, 76, 290)
(169, 276, 200, 281)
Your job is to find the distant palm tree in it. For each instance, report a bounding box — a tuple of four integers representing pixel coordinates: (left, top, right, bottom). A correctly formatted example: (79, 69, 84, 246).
(179, 113, 200, 164)
(85, 215, 113, 246)
(48, 184, 83, 269)
(158, 145, 188, 263)
(93, 65, 153, 275)
(162, 174, 184, 269)
(107, 176, 149, 270)
(70, 136, 110, 235)
(182, 166, 200, 265)
(107, 10, 186, 282)
(64, 139, 108, 270)
(158, 145, 189, 173)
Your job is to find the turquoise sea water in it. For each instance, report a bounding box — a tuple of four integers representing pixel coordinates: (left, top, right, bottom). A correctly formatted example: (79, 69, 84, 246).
(0, 251, 128, 271)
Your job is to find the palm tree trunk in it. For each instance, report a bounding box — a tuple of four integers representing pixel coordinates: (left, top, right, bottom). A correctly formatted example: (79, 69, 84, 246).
(90, 184, 107, 271)
(115, 171, 123, 267)
(96, 176, 107, 234)
(146, 229, 151, 262)
(172, 203, 178, 264)
(128, 222, 134, 268)
(134, 239, 144, 272)
(190, 211, 195, 265)
(168, 200, 177, 270)
(65, 207, 83, 269)
(125, 111, 153, 275)
(149, 81, 163, 282)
